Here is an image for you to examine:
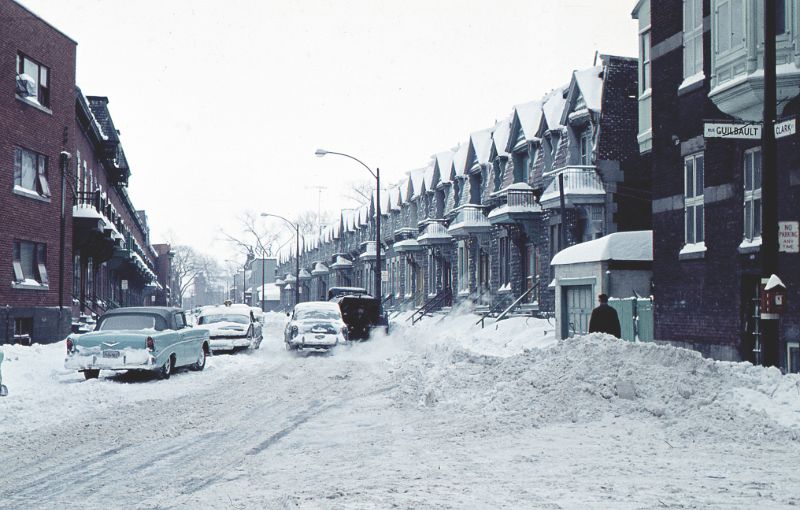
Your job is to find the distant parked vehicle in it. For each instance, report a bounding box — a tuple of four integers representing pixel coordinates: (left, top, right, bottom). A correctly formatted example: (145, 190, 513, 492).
(284, 301, 348, 351)
(330, 294, 389, 340)
(0, 350, 8, 397)
(195, 305, 262, 353)
(64, 307, 210, 380)
(327, 286, 369, 300)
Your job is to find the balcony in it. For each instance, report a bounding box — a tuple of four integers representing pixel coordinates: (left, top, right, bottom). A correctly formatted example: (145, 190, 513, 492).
(539, 166, 605, 210)
(488, 183, 542, 225)
(447, 205, 491, 238)
(359, 241, 377, 261)
(393, 226, 417, 240)
(417, 220, 453, 246)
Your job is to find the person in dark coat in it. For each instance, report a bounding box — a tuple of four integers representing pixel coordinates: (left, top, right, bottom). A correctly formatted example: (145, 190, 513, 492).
(588, 293, 621, 338)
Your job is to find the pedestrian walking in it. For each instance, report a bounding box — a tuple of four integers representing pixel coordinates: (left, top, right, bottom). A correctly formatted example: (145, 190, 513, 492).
(588, 293, 621, 338)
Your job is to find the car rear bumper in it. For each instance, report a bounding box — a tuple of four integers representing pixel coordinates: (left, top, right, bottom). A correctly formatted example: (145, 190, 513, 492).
(210, 337, 251, 351)
(289, 333, 341, 349)
(65, 349, 155, 371)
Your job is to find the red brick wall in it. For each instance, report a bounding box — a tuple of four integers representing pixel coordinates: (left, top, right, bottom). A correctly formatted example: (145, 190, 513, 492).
(0, 0, 76, 309)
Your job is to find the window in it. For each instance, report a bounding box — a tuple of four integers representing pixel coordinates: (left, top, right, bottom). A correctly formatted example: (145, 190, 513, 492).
(14, 147, 50, 197)
(16, 53, 50, 107)
(579, 129, 593, 166)
(684, 153, 705, 245)
(550, 223, 562, 256)
(73, 254, 81, 298)
(715, 0, 744, 54)
(405, 258, 413, 296)
(13, 240, 48, 286)
(641, 29, 651, 91)
(513, 150, 531, 183)
(743, 148, 762, 241)
(457, 242, 470, 293)
(683, 0, 704, 77)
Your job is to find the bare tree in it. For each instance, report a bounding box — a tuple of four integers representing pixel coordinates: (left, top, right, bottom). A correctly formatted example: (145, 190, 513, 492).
(220, 211, 282, 261)
(172, 245, 215, 307)
(341, 178, 375, 206)
(295, 209, 333, 238)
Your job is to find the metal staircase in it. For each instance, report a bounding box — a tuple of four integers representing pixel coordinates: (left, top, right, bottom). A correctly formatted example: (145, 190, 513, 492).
(476, 287, 536, 328)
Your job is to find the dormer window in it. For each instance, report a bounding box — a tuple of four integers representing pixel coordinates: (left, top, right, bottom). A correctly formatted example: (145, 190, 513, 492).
(574, 93, 586, 111)
(512, 149, 530, 183)
(579, 129, 592, 166)
(16, 53, 50, 107)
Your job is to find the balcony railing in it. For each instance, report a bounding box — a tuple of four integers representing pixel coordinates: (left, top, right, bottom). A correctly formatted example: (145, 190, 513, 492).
(539, 166, 605, 209)
(488, 184, 541, 224)
(447, 204, 491, 237)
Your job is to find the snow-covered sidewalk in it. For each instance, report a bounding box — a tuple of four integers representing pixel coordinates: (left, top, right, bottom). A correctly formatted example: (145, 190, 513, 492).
(1, 311, 799, 508)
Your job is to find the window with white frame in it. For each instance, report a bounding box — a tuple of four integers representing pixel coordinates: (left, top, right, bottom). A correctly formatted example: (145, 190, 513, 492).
(13, 240, 48, 286)
(14, 146, 50, 197)
(405, 258, 413, 296)
(683, 0, 703, 78)
(641, 29, 651, 91)
(743, 148, 762, 241)
(684, 153, 705, 245)
(579, 129, 592, 166)
(16, 53, 50, 107)
(715, 0, 744, 55)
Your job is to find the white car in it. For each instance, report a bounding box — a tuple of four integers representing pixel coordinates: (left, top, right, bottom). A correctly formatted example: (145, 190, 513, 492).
(284, 301, 348, 351)
(195, 306, 262, 353)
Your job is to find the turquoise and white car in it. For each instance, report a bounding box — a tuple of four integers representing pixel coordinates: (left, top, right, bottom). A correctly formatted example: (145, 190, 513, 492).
(64, 307, 210, 380)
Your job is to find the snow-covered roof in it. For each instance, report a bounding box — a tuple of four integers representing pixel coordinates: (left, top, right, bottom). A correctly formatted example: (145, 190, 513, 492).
(513, 101, 544, 142)
(491, 116, 512, 158)
(422, 159, 436, 192)
(452, 142, 469, 178)
(470, 128, 493, 166)
(408, 166, 426, 199)
(551, 231, 652, 266)
(574, 65, 604, 112)
(435, 151, 454, 185)
(256, 283, 281, 301)
(541, 85, 569, 131)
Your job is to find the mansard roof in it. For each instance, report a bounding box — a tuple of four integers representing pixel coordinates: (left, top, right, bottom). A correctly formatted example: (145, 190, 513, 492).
(434, 151, 454, 186)
(451, 142, 470, 179)
(422, 159, 436, 192)
(407, 166, 426, 200)
(507, 100, 543, 153)
(469, 128, 493, 168)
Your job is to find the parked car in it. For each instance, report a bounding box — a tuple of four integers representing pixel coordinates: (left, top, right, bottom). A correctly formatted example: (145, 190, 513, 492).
(0, 350, 7, 397)
(195, 305, 262, 353)
(284, 301, 348, 351)
(330, 294, 389, 340)
(64, 307, 210, 380)
(327, 286, 369, 300)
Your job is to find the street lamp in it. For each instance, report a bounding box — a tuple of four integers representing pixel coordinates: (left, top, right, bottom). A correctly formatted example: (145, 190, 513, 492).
(261, 212, 301, 307)
(314, 149, 381, 303)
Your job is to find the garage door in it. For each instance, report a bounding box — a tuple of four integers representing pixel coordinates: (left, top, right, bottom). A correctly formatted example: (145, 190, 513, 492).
(563, 285, 593, 338)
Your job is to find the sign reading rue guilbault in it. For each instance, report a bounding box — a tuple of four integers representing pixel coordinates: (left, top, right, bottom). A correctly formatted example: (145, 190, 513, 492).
(704, 118, 796, 139)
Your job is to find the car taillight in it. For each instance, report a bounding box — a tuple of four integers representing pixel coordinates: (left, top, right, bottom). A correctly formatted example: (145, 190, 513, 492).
(290, 325, 298, 338)
(146, 336, 155, 351)
(66, 337, 73, 353)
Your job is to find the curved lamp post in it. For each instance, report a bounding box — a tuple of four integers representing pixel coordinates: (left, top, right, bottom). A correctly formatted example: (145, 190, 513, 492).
(261, 212, 301, 306)
(314, 149, 381, 303)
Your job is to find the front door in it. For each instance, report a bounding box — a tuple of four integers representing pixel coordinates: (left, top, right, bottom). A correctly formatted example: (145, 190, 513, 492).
(416, 266, 425, 306)
(562, 285, 593, 338)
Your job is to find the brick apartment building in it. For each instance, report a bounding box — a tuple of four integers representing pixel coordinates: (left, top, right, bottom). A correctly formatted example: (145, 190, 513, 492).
(1, 0, 172, 344)
(633, 0, 800, 372)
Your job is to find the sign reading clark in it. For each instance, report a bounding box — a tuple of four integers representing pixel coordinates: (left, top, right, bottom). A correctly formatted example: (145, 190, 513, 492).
(779, 221, 799, 253)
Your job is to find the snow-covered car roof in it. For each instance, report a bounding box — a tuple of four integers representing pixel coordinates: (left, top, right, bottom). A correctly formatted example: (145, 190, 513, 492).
(293, 301, 341, 312)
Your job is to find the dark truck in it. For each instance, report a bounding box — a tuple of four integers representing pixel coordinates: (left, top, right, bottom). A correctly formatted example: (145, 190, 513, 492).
(329, 289, 389, 341)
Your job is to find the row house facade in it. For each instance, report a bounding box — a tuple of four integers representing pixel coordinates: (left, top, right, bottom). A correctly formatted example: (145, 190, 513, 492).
(633, 0, 800, 372)
(1, 0, 171, 344)
(276, 54, 650, 321)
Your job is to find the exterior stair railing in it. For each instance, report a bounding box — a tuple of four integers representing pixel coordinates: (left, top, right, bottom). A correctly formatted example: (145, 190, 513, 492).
(408, 287, 452, 325)
(476, 286, 535, 328)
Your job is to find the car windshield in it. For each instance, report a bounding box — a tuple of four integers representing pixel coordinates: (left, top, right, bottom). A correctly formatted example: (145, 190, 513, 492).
(98, 314, 164, 331)
(295, 308, 341, 321)
(198, 314, 249, 325)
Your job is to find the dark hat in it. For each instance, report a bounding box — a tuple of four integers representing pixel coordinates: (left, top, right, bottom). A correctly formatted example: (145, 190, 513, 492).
(598, 293, 609, 303)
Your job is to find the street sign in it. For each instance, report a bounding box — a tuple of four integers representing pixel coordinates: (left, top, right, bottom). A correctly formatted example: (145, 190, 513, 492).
(775, 118, 796, 139)
(704, 118, 795, 139)
(121, 280, 128, 290)
(779, 221, 799, 253)
(704, 122, 761, 139)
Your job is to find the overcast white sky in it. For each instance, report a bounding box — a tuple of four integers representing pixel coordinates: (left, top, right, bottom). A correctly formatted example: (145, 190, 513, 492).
(21, 0, 637, 263)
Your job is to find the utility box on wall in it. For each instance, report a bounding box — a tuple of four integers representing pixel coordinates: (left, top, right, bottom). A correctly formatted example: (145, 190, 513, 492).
(761, 275, 787, 320)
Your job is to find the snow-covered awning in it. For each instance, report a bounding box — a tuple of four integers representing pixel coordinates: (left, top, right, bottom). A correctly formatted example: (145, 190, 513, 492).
(393, 238, 422, 253)
(551, 231, 652, 265)
(330, 255, 353, 270)
(417, 221, 452, 246)
(311, 262, 329, 276)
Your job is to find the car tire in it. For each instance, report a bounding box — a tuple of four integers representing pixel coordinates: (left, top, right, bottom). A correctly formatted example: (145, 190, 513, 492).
(190, 345, 207, 371)
(83, 369, 100, 380)
(158, 356, 173, 380)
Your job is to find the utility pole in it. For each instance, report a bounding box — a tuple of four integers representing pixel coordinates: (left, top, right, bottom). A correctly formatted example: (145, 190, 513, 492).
(761, 0, 779, 367)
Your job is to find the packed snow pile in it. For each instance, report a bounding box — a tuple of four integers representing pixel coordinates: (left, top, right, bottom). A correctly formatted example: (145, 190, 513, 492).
(380, 327, 800, 442)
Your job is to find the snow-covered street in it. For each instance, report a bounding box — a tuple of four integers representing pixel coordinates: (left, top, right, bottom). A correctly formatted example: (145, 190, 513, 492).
(1, 312, 799, 509)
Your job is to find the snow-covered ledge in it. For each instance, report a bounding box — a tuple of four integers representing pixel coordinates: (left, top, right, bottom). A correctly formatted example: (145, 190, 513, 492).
(738, 237, 762, 255)
(678, 241, 706, 260)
